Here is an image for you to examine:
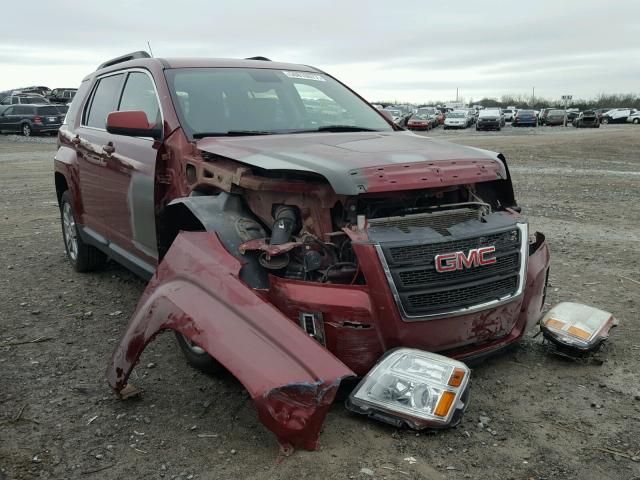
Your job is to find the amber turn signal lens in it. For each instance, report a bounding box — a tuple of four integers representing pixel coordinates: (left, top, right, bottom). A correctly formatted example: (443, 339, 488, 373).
(567, 325, 591, 339)
(448, 368, 466, 387)
(546, 318, 565, 330)
(434, 391, 456, 417)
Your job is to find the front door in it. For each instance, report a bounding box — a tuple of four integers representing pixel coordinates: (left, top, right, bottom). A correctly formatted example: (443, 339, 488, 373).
(98, 70, 161, 270)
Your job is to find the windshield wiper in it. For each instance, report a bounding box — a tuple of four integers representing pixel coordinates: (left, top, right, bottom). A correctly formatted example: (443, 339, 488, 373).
(294, 125, 380, 133)
(193, 130, 273, 138)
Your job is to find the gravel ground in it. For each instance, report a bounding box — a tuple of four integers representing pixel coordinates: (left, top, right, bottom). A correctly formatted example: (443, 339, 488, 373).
(1, 124, 639, 480)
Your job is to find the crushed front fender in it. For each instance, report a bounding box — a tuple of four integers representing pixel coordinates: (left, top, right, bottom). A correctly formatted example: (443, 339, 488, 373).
(106, 231, 355, 452)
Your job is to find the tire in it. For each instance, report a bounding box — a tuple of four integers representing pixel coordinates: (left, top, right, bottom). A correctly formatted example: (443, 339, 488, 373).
(21, 123, 32, 136)
(602, 118, 609, 124)
(634, 118, 639, 124)
(175, 332, 225, 374)
(497, 126, 501, 131)
(60, 191, 107, 272)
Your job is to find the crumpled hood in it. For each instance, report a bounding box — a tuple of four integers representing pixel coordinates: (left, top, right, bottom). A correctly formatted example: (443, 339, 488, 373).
(196, 131, 507, 195)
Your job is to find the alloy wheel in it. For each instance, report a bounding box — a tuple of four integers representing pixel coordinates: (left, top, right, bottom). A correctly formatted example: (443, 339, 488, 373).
(62, 203, 78, 261)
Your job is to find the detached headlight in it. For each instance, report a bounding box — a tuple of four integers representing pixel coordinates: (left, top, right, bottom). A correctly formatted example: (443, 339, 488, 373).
(539, 302, 618, 357)
(346, 349, 470, 429)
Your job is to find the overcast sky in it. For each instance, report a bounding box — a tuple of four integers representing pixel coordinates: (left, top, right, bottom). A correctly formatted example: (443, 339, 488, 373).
(1, 1, 639, 103)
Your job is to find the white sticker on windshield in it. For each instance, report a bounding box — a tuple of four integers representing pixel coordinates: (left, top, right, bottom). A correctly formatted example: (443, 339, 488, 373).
(282, 71, 326, 81)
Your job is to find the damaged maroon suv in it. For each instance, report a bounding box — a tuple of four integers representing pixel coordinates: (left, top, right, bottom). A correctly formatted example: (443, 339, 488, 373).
(54, 51, 550, 453)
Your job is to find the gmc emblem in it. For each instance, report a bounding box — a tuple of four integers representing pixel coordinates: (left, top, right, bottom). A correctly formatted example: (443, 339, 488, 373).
(435, 246, 497, 273)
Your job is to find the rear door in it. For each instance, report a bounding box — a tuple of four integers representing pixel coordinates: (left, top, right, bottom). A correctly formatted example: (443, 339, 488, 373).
(0, 106, 14, 130)
(98, 70, 162, 271)
(75, 72, 126, 238)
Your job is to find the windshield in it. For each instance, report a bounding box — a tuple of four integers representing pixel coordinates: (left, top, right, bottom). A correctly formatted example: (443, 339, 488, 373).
(413, 114, 429, 120)
(518, 110, 534, 115)
(418, 108, 436, 115)
(448, 113, 465, 118)
(165, 68, 392, 137)
(502, 109, 512, 113)
(479, 110, 500, 117)
(549, 110, 565, 115)
(385, 109, 401, 117)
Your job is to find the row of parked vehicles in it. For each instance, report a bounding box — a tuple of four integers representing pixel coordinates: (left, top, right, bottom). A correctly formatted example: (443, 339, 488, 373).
(0, 87, 78, 136)
(0, 87, 77, 106)
(390, 104, 640, 132)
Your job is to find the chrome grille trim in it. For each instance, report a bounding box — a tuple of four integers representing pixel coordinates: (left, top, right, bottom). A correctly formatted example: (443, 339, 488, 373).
(375, 222, 529, 321)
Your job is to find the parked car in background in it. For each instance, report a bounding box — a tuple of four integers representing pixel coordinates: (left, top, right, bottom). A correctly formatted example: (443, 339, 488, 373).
(476, 108, 504, 130)
(502, 108, 515, 122)
(416, 107, 442, 127)
(467, 108, 478, 124)
(602, 108, 637, 124)
(626, 111, 640, 124)
(594, 108, 613, 123)
(512, 110, 537, 127)
(0, 93, 51, 105)
(572, 110, 599, 128)
(538, 108, 555, 125)
(22, 86, 51, 97)
(0, 104, 64, 136)
(384, 108, 404, 125)
(47, 88, 77, 104)
(566, 110, 580, 122)
(543, 109, 566, 126)
(406, 113, 432, 131)
(443, 110, 471, 129)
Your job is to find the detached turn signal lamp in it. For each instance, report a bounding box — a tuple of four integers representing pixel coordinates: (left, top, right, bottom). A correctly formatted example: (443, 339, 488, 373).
(539, 302, 618, 356)
(346, 349, 470, 430)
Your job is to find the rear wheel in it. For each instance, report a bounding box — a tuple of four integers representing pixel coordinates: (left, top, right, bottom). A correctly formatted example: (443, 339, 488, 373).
(634, 118, 639, 124)
(175, 332, 224, 374)
(21, 123, 32, 136)
(602, 117, 609, 124)
(60, 191, 107, 272)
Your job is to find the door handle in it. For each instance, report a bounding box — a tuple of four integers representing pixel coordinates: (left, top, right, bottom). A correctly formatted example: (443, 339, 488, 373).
(102, 142, 115, 155)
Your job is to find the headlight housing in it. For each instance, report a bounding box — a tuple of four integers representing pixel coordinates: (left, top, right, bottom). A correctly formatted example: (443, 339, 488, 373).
(346, 348, 470, 429)
(539, 302, 618, 356)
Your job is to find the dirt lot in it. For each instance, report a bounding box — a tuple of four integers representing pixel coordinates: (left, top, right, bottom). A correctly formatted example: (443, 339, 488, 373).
(1, 124, 639, 480)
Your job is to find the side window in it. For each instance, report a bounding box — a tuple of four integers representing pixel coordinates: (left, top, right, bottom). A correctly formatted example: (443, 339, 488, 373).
(118, 72, 160, 123)
(12, 97, 19, 104)
(14, 106, 27, 115)
(84, 74, 124, 128)
(0, 97, 10, 105)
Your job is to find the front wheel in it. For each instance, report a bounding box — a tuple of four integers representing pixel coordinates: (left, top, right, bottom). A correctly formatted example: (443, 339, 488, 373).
(602, 118, 609, 124)
(634, 118, 639, 124)
(21, 123, 32, 136)
(175, 332, 225, 374)
(60, 191, 107, 272)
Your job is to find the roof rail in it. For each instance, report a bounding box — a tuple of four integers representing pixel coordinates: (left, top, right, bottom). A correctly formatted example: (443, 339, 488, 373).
(245, 56, 271, 61)
(97, 51, 151, 71)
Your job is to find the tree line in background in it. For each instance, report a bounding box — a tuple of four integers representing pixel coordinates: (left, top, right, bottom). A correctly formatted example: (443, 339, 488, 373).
(379, 93, 640, 110)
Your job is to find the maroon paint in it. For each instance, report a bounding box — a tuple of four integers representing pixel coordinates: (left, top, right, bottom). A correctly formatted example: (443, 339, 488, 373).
(106, 231, 354, 452)
(358, 158, 501, 193)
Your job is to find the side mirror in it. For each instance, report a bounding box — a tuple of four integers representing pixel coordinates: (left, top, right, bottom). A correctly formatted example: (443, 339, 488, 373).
(106, 111, 161, 139)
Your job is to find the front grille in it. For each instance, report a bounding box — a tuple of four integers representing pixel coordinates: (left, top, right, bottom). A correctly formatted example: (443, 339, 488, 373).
(406, 276, 518, 311)
(397, 251, 519, 288)
(387, 230, 519, 265)
(378, 226, 524, 318)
